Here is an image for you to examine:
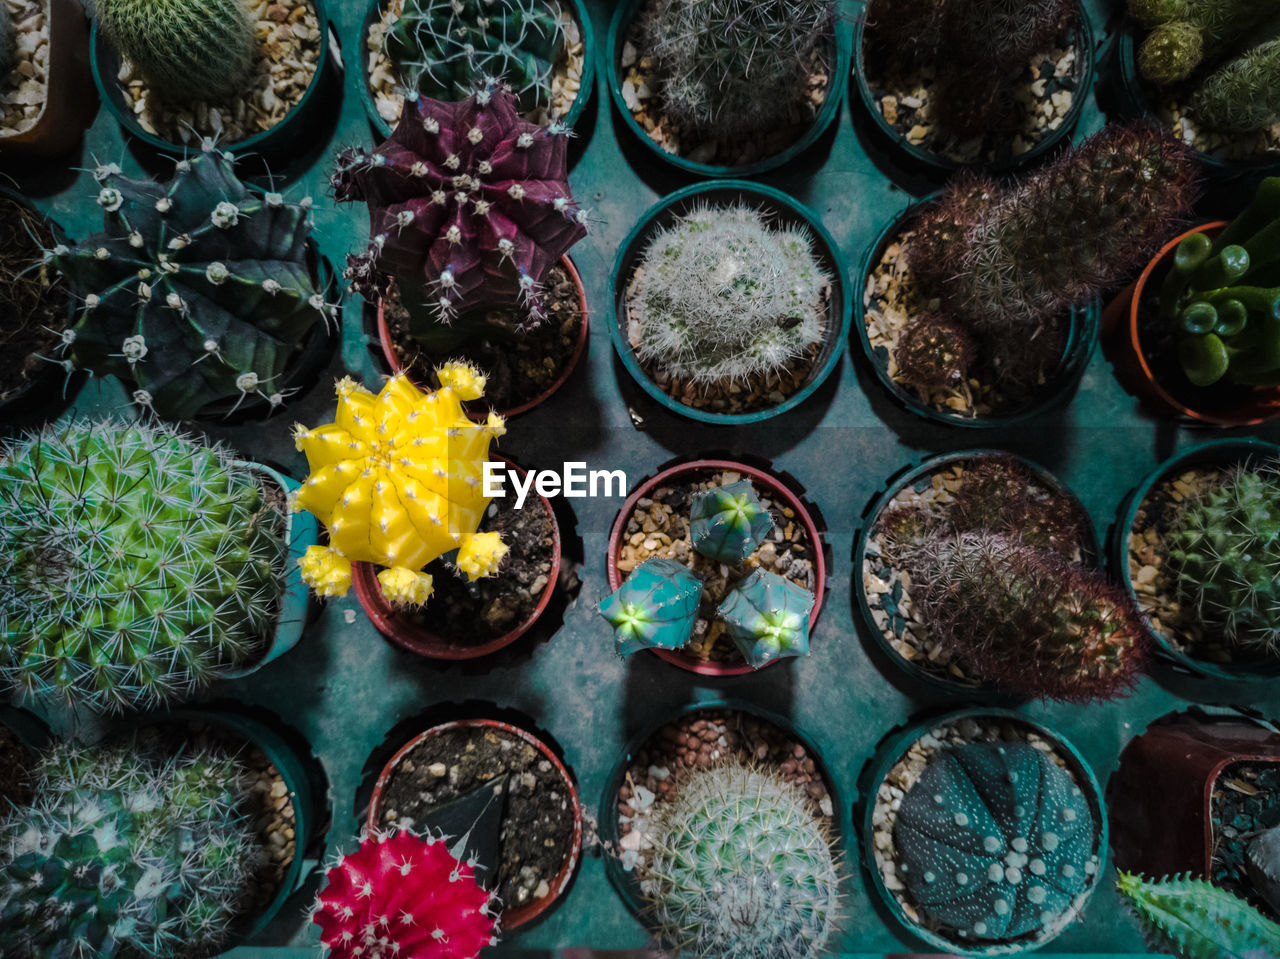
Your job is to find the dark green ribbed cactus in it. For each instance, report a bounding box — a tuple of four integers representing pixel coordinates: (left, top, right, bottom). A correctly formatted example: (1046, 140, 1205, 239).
(717, 569, 814, 668)
(644, 763, 841, 959)
(0, 419, 286, 713)
(93, 0, 257, 103)
(0, 738, 259, 959)
(690, 480, 774, 564)
(1166, 465, 1280, 655)
(1193, 39, 1280, 132)
(894, 742, 1100, 942)
(1247, 826, 1280, 915)
(52, 146, 334, 421)
(1130, 0, 1280, 86)
(1117, 872, 1280, 958)
(598, 558, 702, 656)
(386, 0, 565, 114)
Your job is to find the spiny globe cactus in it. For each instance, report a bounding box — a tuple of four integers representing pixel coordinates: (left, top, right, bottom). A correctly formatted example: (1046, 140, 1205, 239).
(644, 763, 841, 959)
(1193, 39, 1280, 133)
(598, 557, 702, 656)
(947, 457, 1084, 558)
(893, 314, 975, 392)
(630, 203, 827, 387)
(332, 82, 587, 329)
(1117, 872, 1280, 958)
(50, 145, 335, 421)
(0, 738, 259, 959)
(1131, 0, 1280, 86)
(291, 367, 507, 607)
(93, 0, 256, 103)
(312, 829, 498, 959)
(894, 742, 1099, 943)
(387, 0, 565, 115)
(717, 569, 814, 668)
(1247, 826, 1280, 915)
(689, 480, 774, 564)
(0, 419, 285, 713)
(1166, 465, 1280, 655)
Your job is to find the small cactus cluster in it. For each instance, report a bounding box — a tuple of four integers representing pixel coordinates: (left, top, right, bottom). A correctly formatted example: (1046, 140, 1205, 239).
(93, 0, 257, 103)
(896, 123, 1196, 399)
(291, 367, 508, 608)
(0, 738, 260, 959)
(894, 742, 1100, 942)
(50, 145, 335, 422)
(1130, 0, 1280, 86)
(312, 829, 499, 959)
(1166, 464, 1280, 656)
(1247, 826, 1280, 916)
(386, 0, 566, 115)
(1117, 872, 1280, 958)
(0, 419, 285, 713)
(631, 203, 828, 387)
(643, 763, 841, 959)
(639, 0, 837, 142)
(332, 83, 587, 333)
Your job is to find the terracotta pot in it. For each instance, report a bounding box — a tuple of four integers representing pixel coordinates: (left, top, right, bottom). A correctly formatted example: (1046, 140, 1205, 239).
(374, 254, 590, 418)
(367, 717, 582, 930)
(605, 458, 827, 677)
(1101, 221, 1280, 426)
(353, 456, 562, 660)
(0, 0, 96, 156)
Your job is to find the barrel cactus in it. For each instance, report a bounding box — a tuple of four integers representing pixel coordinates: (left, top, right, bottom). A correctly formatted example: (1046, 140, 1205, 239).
(1117, 872, 1280, 958)
(717, 569, 814, 668)
(0, 419, 286, 713)
(0, 738, 259, 959)
(690, 480, 774, 564)
(644, 763, 841, 959)
(894, 742, 1100, 943)
(93, 0, 257, 103)
(597, 557, 702, 656)
(50, 146, 335, 421)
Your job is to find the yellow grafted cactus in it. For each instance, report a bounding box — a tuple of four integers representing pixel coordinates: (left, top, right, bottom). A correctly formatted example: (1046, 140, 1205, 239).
(291, 369, 507, 605)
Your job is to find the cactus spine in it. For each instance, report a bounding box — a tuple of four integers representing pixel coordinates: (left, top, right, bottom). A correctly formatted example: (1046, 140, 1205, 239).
(1117, 872, 1280, 958)
(598, 557, 702, 657)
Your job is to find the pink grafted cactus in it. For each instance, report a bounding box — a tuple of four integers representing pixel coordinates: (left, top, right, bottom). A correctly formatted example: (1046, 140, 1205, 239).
(313, 829, 498, 959)
(332, 82, 587, 326)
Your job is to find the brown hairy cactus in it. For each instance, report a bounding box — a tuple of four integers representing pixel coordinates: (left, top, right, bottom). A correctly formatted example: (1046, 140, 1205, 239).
(948, 456, 1084, 556)
(893, 313, 975, 390)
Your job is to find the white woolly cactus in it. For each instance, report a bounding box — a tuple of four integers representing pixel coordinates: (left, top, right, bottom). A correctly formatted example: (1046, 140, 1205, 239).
(630, 203, 828, 386)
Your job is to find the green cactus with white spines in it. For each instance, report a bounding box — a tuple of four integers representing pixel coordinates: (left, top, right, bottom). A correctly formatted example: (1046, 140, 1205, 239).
(0, 738, 260, 959)
(717, 568, 814, 668)
(93, 0, 257, 103)
(894, 742, 1100, 942)
(51, 147, 334, 422)
(1117, 873, 1280, 958)
(0, 419, 286, 713)
(387, 0, 566, 115)
(690, 480, 774, 564)
(644, 763, 841, 959)
(598, 557, 702, 656)
(1192, 38, 1280, 132)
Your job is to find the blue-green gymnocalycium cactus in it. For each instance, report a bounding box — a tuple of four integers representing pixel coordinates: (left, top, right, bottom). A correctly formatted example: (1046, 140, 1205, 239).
(690, 480, 774, 564)
(0, 419, 286, 713)
(598, 557, 701, 656)
(1117, 872, 1280, 958)
(717, 568, 814, 667)
(50, 145, 335, 421)
(894, 742, 1100, 943)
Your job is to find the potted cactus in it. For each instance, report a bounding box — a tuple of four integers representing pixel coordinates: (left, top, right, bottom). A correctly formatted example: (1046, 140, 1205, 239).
(360, 0, 594, 140)
(336, 82, 591, 417)
(855, 0, 1092, 173)
(48, 146, 339, 423)
(0, 0, 95, 156)
(0, 418, 319, 713)
(861, 708, 1108, 956)
(606, 0, 849, 176)
(610, 181, 851, 423)
(1118, 873, 1280, 957)
(859, 121, 1197, 426)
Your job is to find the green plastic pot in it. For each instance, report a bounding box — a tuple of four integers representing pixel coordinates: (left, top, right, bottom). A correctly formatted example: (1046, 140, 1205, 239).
(853, 450, 1100, 699)
(608, 180, 852, 425)
(855, 196, 1099, 428)
(604, 0, 851, 177)
(1111, 438, 1280, 683)
(89, 0, 337, 163)
(851, 12, 1093, 177)
(858, 707, 1109, 957)
(357, 0, 596, 141)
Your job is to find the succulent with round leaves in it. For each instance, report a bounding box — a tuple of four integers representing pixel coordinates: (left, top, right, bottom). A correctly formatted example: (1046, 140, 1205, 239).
(0, 419, 286, 713)
(643, 762, 841, 959)
(716, 568, 814, 668)
(630, 203, 827, 387)
(894, 742, 1099, 943)
(50, 146, 334, 421)
(0, 738, 260, 959)
(1117, 872, 1280, 958)
(386, 0, 565, 115)
(1130, 0, 1280, 86)
(597, 557, 702, 657)
(690, 480, 774, 564)
(1192, 38, 1280, 132)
